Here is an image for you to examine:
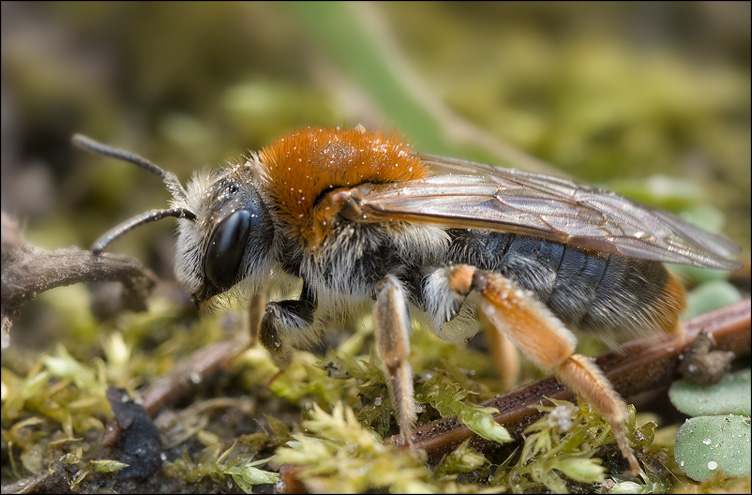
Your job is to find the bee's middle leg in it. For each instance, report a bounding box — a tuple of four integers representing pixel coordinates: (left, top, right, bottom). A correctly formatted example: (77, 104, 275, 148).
(373, 274, 416, 445)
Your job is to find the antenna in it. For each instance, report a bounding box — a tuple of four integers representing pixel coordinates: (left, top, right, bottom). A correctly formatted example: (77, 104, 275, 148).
(90, 208, 196, 254)
(72, 134, 189, 201)
(72, 134, 197, 253)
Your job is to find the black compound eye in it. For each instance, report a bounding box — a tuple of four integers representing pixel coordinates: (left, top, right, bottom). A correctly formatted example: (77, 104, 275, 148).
(205, 210, 252, 290)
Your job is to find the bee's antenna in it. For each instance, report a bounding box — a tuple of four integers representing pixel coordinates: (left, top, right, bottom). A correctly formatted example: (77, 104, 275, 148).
(72, 134, 189, 201)
(91, 208, 196, 254)
(72, 134, 198, 253)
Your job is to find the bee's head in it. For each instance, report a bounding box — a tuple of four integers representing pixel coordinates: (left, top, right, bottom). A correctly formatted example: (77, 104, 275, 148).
(73, 135, 276, 304)
(174, 163, 276, 302)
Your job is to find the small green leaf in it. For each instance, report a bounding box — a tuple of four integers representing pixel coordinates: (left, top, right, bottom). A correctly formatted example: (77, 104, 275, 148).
(609, 480, 648, 494)
(457, 406, 513, 444)
(684, 280, 742, 319)
(417, 373, 512, 444)
(669, 368, 751, 417)
(434, 440, 487, 476)
(674, 415, 751, 481)
(90, 459, 129, 473)
(553, 456, 605, 483)
(225, 460, 280, 494)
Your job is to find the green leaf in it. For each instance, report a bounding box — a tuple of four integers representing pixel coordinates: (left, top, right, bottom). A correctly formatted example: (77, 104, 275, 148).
(225, 460, 280, 494)
(90, 459, 129, 473)
(684, 280, 742, 320)
(669, 368, 751, 417)
(417, 373, 512, 444)
(674, 415, 751, 481)
(434, 440, 487, 476)
(552, 456, 605, 483)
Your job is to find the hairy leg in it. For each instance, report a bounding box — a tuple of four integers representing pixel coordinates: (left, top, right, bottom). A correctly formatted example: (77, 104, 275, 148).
(448, 264, 640, 475)
(373, 274, 416, 445)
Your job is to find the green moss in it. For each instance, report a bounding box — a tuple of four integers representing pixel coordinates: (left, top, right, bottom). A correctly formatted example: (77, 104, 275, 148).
(3, 3, 748, 492)
(494, 400, 606, 493)
(416, 373, 512, 444)
(163, 441, 278, 493)
(274, 403, 484, 493)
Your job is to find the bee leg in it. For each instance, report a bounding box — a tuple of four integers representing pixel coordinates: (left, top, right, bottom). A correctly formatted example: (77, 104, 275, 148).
(259, 298, 315, 369)
(451, 265, 641, 475)
(247, 291, 266, 347)
(428, 266, 519, 390)
(373, 274, 416, 446)
(439, 266, 519, 389)
(479, 311, 520, 391)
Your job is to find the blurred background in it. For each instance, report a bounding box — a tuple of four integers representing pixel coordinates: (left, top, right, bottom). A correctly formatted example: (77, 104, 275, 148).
(1, 4, 749, 491)
(2, 1, 750, 276)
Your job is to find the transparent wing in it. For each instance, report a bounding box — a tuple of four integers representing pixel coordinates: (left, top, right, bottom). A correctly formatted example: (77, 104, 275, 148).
(356, 153, 740, 270)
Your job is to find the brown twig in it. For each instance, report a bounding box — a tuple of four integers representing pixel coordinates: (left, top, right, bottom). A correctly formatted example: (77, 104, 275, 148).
(396, 298, 752, 461)
(140, 340, 243, 417)
(1, 211, 157, 341)
(0, 471, 57, 495)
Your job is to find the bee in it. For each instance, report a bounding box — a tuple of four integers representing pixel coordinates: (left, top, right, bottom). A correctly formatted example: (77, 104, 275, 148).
(73, 125, 740, 474)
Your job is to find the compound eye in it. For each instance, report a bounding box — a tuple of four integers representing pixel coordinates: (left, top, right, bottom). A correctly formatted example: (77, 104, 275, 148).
(205, 210, 251, 290)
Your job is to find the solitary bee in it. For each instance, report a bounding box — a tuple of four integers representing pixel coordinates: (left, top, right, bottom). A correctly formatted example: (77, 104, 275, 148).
(74, 125, 740, 474)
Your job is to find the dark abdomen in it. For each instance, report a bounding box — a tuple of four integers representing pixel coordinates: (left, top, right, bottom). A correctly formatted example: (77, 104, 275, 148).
(447, 230, 684, 338)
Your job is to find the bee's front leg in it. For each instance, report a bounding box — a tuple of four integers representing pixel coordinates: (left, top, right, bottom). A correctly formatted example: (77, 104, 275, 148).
(259, 295, 316, 369)
(247, 291, 266, 347)
(373, 274, 416, 445)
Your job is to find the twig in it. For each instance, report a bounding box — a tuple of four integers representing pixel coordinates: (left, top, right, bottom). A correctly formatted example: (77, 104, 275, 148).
(1, 211, 157, 343)
(0, 472, 56, 495)
(397, 298, 752, 461)
(101, 339, 243, 446)
(140, 340, 243, 417)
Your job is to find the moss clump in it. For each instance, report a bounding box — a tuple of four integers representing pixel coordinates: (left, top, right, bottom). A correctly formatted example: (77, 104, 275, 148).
(494, 399, 606, 493)
(274, 403, 486, 493)
(489, 398, 677, 494)
(163, 441, 278, 494)
(416, 373, 512, 444)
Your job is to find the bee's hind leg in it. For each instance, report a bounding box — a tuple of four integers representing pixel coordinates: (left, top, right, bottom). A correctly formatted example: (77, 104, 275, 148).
(373, 274, 416, 446)
(449, 264, 641, 475)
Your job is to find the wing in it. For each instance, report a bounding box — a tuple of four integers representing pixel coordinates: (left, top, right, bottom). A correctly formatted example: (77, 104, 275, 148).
(356, 153, 741, 270)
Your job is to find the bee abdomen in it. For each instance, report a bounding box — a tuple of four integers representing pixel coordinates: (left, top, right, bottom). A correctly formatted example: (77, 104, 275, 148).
(570, 254, 685, 337)
(448, 230, 685, 338)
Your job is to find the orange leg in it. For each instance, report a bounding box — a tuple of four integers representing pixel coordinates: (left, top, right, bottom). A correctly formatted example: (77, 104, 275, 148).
(449, 265, 640, 475)
(480, 312, 520, 391)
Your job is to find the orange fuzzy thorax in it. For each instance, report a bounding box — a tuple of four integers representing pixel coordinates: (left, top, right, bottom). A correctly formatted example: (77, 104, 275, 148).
(256, 127, 426, 240)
